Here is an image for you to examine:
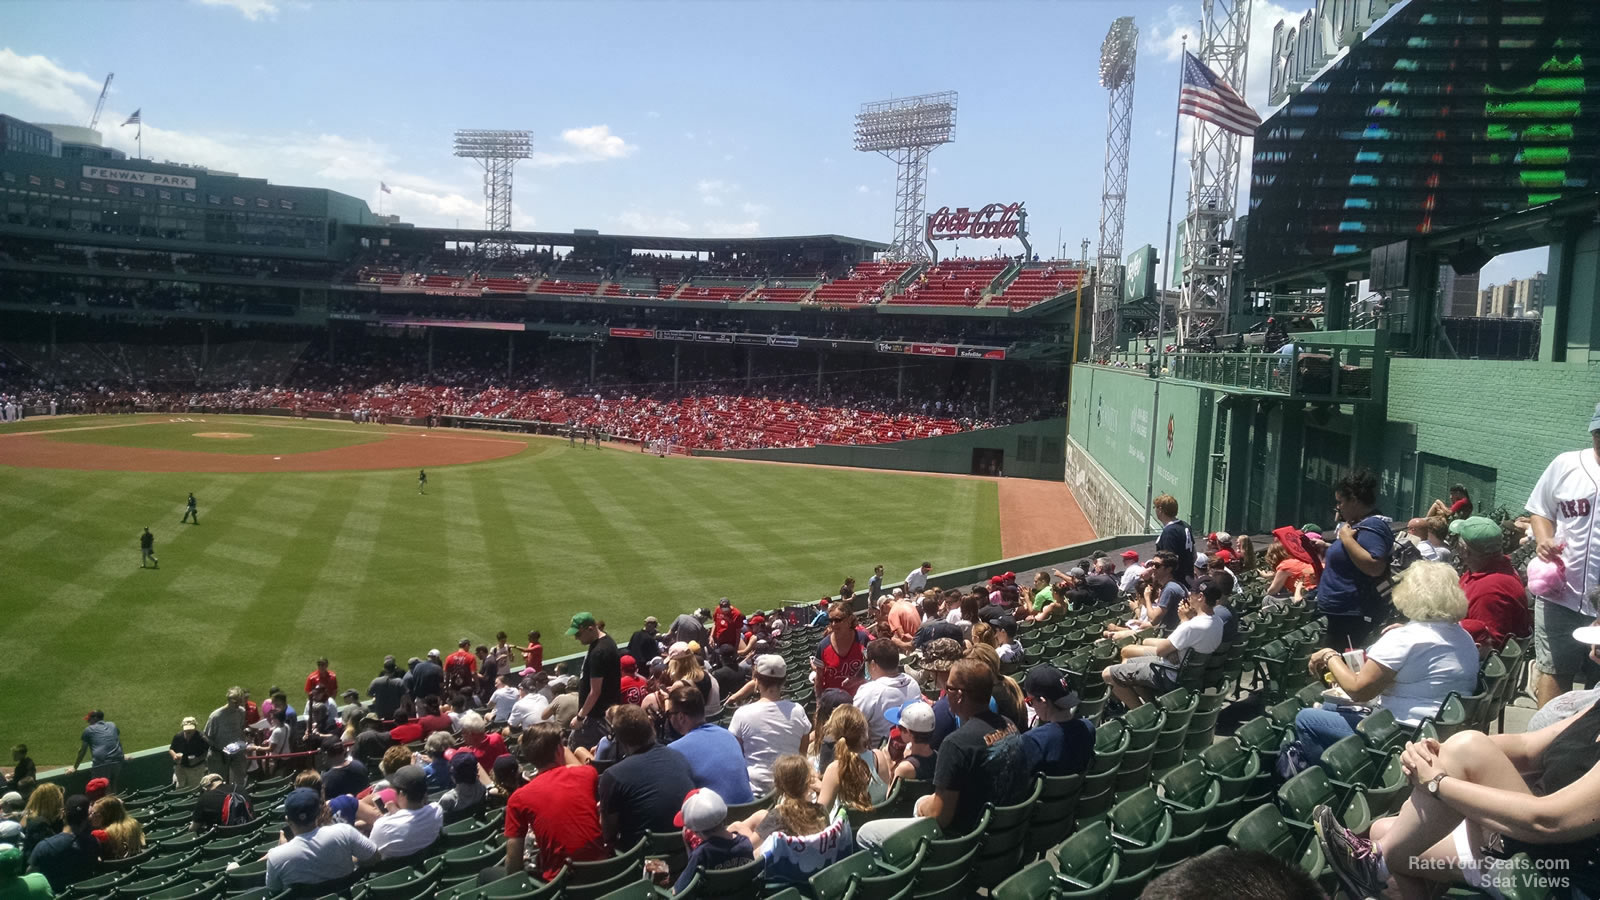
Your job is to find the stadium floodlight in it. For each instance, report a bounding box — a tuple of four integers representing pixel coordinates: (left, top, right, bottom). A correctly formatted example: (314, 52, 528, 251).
(1099, 16, 1138, 90)
(1093, 17, 1139, 356)
(854, 92, 958, 261)
(453, 129, 532, 257)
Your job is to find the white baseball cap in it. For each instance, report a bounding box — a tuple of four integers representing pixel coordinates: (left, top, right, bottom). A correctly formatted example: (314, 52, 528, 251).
(886, 701, 936, 733)
(675, 788, 727, 832)
(754, 655, 786, 678)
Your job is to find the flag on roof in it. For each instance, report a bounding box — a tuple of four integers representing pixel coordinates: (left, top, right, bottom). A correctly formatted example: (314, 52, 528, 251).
(380, 182, 392, 194)
(122, 109, 141, 127)
(1178, 52, 1260, 137)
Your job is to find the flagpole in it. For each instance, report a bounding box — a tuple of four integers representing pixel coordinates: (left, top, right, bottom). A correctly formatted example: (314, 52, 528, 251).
(1144, 36, 1186, 530)
(136, 124, 142, 161)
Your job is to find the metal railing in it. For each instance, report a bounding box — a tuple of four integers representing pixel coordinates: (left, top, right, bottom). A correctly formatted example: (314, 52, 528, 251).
(1087, 331, 1387, 403)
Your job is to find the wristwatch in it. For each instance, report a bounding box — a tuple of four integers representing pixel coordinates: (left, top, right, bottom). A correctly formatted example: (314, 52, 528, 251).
(1426, 773, 1448, 794)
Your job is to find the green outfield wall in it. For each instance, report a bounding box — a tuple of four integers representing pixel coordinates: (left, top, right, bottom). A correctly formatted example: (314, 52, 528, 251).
(692, 418, 1068, 480)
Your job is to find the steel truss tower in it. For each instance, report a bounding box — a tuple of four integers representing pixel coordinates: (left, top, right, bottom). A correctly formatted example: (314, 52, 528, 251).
(453, 129, 532, 257)
(1178, 0, 1251, 342)
(854, 92, 958, 262)
(1093, 17, 1138, 356)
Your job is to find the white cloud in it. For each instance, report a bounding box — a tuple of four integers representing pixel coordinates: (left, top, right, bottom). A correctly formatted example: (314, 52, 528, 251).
(616, 210, 692, 235)
(0, 48, 102, 120)
(195, 0, 279, 20)
(1145, 5, 1196, 62)
(740, 201, 767, 216)
(0, 47, 500, 230)
(528, 125, 636, 168)
(696, 178, 735, 206)
(856, 184, 870, 194)
(646, 110, 661, 119)
(703, 220, 760, 237)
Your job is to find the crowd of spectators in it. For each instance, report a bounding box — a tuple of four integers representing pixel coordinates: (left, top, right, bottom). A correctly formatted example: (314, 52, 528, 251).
(1, 336, 1066, 450)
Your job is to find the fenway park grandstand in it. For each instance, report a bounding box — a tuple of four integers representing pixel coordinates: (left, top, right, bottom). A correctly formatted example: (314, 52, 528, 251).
(0, 148, 1084, 463)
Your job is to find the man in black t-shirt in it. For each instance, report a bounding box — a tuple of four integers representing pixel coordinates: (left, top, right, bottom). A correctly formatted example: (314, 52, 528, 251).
(627, 616, 664, 667)
(1153, 494, 1195, 587)
(367, 656, 408, 720)
(568, 612, 621, 749)
(597, 705, 696, 849)
(318, 738, 369, 799)
(169, 716, 209, 791)
(857, 659, 1028, 848)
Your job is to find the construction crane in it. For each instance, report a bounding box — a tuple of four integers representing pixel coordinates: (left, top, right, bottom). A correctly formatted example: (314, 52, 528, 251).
(87, 73, 114, 131)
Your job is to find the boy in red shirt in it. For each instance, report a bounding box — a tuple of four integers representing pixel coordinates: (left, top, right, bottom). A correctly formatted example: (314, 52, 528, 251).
(711, 598, 744, 647)
(304, 658, 337, 701)
(521, 631, 543, 673)
(618, 655, 648, 705)
(504, 723, 607, 880)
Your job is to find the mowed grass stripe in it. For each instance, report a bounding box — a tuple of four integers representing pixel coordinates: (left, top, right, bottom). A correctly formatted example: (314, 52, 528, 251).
(3, 426, 1004, 763)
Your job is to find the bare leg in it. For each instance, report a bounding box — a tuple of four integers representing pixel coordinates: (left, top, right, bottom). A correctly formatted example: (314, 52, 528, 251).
(1536, 671, 1572, 708)
(1377, 732, 1533, 894)
(1104, 671, 1141, 709)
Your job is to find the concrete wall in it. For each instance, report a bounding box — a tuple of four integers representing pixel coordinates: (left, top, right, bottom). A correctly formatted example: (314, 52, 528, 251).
(694, 418, 1067, 480)
(1065, 436, 1149, 536)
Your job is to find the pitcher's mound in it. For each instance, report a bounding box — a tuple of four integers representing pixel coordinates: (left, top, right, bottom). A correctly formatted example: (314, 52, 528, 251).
(194, 432, 253, 439)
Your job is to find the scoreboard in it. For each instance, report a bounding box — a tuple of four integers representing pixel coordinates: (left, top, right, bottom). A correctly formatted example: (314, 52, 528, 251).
(1246, 0, 1598, 280)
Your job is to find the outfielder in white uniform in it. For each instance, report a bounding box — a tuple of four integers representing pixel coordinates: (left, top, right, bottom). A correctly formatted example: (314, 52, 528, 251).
(1526, 402, 1600, 706)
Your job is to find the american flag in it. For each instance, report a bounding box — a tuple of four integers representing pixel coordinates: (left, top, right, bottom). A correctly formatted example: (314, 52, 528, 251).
(122, 109, 141, 127)
(380, 182, 392, 194)
(1178, 52, 1260, 137)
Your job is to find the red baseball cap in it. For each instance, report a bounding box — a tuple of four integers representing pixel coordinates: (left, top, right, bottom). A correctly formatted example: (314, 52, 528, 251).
(1003, 572, 1016, 581)
(1120, 550, 1140, 560)
(1215, 549, 1237, 563)
(85, 777, 110, 799)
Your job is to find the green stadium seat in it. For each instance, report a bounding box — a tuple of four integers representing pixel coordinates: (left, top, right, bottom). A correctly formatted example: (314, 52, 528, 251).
(442, 838, 508, 878)
(1052, 819, 1120, 898)
(567, 836, 647, 889)
(1154, 759, 1219, 859)
(441, 815, 498, 848)
(696, 856, 766, 900)
(1104, 786, 1172, 897)
(1320, 734, 1380, 805)
(355, 862, 442, 899)
(142, 879, 225, 900)
(724, 791, 775, 823)
(646, 829, 689, 879)
(991, 859, 1061, 900)
(1277, 766, 1371, 837)
(1227, 802, 1324, 878)
(974, 779, 1043, 889)
(873, 817, 939, 870)
(1026, 772, 1085, 858)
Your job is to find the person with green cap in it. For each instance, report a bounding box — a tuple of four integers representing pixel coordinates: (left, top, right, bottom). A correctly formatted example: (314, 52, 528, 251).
(1452, 516, 1533, 654)
(567, 612, 621, 750)
(0, 840, 50, 899)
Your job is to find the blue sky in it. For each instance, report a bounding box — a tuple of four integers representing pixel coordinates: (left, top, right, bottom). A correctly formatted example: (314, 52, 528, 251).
(0, 0, 1541, 285)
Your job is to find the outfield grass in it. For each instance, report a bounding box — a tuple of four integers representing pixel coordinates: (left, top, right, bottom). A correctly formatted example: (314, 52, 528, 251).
(1, 416, 1000, 764)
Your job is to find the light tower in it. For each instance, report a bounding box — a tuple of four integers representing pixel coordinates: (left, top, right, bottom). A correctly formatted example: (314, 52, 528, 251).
(1177, 0, 1252, 341)
(453, 129, 532, 257)
(1093, 16, 1138, 356)
(854, 92, 957, 262)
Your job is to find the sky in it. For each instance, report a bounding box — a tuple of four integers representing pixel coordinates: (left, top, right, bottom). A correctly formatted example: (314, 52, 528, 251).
(0, 0, 1543, 287)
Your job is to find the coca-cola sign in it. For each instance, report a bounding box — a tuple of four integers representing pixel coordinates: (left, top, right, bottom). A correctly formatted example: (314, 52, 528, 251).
(926, 202, 1024, 241)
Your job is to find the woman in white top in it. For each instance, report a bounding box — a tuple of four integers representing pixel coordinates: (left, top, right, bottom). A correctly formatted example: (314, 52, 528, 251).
(1292, 561, 1479, 765)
